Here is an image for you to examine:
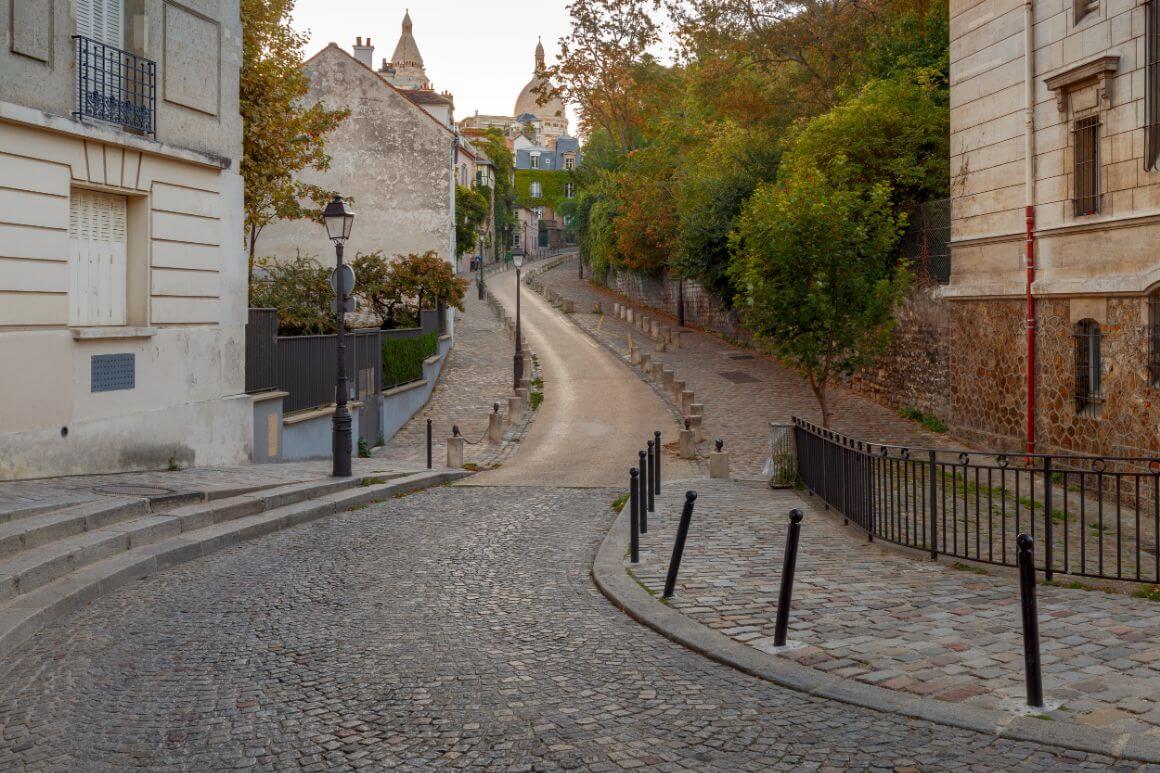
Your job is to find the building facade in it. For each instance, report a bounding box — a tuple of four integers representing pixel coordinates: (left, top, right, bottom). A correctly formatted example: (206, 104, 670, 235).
(948, 0, 1160, 456)
(0, 0, 249, 478)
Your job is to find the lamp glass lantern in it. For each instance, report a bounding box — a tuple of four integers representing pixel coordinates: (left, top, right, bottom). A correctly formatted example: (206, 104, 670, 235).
(513, 252, 524, 269)
(323, 195, 355, 244)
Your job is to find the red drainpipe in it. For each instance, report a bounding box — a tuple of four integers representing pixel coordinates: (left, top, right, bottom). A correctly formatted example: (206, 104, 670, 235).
(1025, 205, 1036, 454)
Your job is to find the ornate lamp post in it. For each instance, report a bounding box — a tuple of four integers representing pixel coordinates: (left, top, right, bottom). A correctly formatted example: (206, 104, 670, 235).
(322, 194, 355, 478)
(513, 250, 525, 389)
(477, 234, 486, 299)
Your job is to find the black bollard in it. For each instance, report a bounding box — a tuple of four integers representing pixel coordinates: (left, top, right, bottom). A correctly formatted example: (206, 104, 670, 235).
(662, 491, 698, 599)
(647, 440, 656, 514)
(653, 430, 662, 495)
(426, 419, 432, 470)
(638, 449, 649, 534)
(773, 509, 805, 647)
(629, 469, 640, 563)
(1017, 533, 1044, 707)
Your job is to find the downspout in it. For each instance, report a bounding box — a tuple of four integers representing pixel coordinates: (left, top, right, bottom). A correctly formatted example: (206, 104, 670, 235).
(1024, 0, 1038, 454)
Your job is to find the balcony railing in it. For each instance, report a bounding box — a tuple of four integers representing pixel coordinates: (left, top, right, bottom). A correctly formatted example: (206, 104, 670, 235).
(73, 35, 155, 136)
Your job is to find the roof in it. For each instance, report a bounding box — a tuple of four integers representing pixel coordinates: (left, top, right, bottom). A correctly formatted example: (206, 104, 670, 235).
(403, 89, 452, 106)
(391, 10, 424, 67)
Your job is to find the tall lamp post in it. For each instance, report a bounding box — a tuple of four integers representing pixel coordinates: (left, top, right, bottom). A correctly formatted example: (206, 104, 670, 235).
(513, 250, 525, 389)
(477, 234, 486, 299)
(323, 195, 355, 478)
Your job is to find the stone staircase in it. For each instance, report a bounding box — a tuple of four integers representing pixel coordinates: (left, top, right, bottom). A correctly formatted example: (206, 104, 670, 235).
(0, 468, 467, 658)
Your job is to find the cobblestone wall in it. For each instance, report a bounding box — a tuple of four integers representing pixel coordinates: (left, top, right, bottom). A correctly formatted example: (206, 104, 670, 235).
(947, 298, 1026, 451)
(605, 270, 746, 341)
(846, 284, 951, 420)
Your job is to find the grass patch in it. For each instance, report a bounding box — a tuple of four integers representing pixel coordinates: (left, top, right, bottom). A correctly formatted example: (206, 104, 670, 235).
(463, 463, 480, 472)
(530, 390, 544, 410)
(951, 561, 988, 575)
(361, 476, 387, 486)
(627, 568, 666, 603)
(1132, 584, 1160, 602)
(358, 437, 371, 458)
(612, 493, 629, 513)
(898, 406, 948, 433)
(532, 377, 544, 388)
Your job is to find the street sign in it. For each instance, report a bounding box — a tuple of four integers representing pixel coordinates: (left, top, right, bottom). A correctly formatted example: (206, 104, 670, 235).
(329, 264, 356, 296)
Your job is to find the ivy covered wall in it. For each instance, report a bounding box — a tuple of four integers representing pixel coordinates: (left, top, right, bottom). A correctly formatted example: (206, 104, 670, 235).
(514, 169, 575, 211)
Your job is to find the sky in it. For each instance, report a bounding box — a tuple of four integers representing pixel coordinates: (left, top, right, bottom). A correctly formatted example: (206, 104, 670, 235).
(291, 0, 582, 128)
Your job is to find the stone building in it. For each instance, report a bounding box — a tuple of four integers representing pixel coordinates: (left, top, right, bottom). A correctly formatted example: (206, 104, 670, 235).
(948, 0, 1160, 457)
(0, 0, 250, 478)
(253, 43, 455, 278)
(352, 12, 456, 127)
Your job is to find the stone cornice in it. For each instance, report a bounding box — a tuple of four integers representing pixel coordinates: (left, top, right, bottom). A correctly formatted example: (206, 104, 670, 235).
(1044, 55, 1120, 112)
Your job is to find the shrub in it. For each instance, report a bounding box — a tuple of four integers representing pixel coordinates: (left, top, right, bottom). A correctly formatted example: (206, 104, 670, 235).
(382, 332, 439, 388)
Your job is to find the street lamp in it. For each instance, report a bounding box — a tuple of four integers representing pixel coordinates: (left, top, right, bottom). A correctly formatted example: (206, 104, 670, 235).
(323, 194, 355, 478)
(513, 250, 524, 389)
(477, 234, 486, 300)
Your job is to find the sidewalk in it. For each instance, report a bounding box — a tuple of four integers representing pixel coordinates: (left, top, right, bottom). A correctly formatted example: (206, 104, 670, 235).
(628, 479, 1160, 743)
(534, 256, 955, 476)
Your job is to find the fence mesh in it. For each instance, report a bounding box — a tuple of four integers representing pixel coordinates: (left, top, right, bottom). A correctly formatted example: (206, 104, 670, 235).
(898, 198, 950, 284)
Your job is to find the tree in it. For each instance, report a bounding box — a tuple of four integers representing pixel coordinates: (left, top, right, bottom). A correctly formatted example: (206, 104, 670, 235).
(471, 129, 517, 253)
(352, 252, 468, 329)
(456, 184, 490, 258)
(248, 254, 335, 335)
(241, 0, 348, 274)
(728, 166, 910, 427)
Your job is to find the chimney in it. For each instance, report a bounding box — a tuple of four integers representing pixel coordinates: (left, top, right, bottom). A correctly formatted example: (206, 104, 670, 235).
(352, 36, 373, 68)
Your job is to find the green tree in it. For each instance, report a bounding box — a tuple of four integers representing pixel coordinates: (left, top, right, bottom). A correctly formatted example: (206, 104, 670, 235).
(353, 251, 468, 329)
(471, 129, 517, 254)
(241, 0, 348, 274)
(248, 254, 334, 335)
(728, 166, 910, 427)
(456, 184, 489, 258)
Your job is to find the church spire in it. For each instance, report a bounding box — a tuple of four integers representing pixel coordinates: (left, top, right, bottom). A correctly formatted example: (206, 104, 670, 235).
(535, 37, 545, 72)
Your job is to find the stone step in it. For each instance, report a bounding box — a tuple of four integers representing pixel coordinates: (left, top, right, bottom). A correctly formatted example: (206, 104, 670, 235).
(0, 498, 148, 560)
(0, 468, 467, 660)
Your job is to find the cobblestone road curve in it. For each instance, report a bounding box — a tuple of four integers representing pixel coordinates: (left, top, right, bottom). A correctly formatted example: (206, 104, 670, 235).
(0, 487, 1136, 771)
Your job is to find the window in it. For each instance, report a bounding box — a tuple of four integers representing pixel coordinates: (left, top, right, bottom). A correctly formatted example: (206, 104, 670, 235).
(1150, 291, 1160, 386)
(76, 0, 123, 48)
(1149, 0, 1160, 170)
(530, 152, 540, 169)
(565, 156, 575, 170)
(1074, 319, 1103, 412)
(565, 183, 575, 199)
(1073, 116, 1100, 216)
(529, 181, 542, 198)
(69, 189, 128, 326)
(1075, 0, 1098, 24)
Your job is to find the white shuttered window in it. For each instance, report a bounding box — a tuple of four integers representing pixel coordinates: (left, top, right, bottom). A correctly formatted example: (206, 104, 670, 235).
(69, 190, 128, 327)
(75, 0, 123, 48)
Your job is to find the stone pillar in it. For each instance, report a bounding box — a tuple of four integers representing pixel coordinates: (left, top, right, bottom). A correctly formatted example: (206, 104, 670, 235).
(670, 329, 682, 349)
(626, 308, 634, 324)
(672, 379, 685, 401)
(488, 411, 504, 444)
(507, 396, 524, 424)
(640, 352, 651, 372)
(679, 429, 697, 459)
(650, 362, 663, 381)
(689, 403, 704, 417)
(519, 378, 532, 391)
(614, 302, 621, 317)
(661, 369, 675, 390)
(687, 414, 703, 443)
(629, 345, 641, 365)
(709, 448, 730, 479)
(680, 390, 695, 414)
(562, 299, 575, 313)
(447, 436, 465, 468)
(515, 387, 529, 406)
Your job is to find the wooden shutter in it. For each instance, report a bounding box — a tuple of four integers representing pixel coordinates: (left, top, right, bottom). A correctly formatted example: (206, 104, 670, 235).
(75, 0, 123, 48)
(69, 190, 128, 327)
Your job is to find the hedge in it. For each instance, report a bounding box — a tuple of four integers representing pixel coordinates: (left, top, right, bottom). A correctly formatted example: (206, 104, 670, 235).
(382, 331, 439, 388)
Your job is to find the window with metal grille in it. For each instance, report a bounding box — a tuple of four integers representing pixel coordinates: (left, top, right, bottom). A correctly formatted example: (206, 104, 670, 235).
(1073, 116, 1101, 216)
(1149, 291, 1160, 386)
(1149, 0, 1160, 170)
(1074, 318, 1103, 411)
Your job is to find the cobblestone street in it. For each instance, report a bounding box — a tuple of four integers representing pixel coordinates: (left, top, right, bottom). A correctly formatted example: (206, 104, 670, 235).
(0, 486, 1131, 771)
(532, 257, 955, 476)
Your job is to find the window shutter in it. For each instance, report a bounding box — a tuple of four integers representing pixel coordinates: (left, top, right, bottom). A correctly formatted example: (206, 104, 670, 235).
(69, 190, 128, 327)
(75, 0, 122, 48)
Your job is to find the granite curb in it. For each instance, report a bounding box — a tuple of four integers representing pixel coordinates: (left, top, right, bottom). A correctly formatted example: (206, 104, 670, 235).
(591, 480, 1160, 764)
(0, 468, 469, 661)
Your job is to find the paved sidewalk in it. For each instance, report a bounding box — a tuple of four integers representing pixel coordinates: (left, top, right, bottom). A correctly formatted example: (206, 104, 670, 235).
(630, 478, 1160, 739)
(535, 257, 954, 476)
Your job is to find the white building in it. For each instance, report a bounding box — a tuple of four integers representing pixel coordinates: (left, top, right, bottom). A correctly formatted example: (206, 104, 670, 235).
(0, 0, 249, 478)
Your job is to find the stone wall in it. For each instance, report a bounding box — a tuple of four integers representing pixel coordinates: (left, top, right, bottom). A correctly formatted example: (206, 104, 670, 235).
(947, 298, 1027, 451)
(846, 284, 952, 421)
(605, 269, 746, 342)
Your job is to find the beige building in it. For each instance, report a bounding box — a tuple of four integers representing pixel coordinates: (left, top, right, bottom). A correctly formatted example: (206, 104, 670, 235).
(0, 0, 249, 478)
(949, 0, 1160, 456)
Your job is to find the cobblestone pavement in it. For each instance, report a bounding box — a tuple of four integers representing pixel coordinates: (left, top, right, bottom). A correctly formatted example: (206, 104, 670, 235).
(534, 257, 955, 476)
(630, 478, 1160, 737)
(0, 485, 1134, 771)
(0, 458, 406, 519)
(376, 282, 527, 471)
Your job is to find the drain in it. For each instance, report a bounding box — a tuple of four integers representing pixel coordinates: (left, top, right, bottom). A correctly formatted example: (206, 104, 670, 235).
(718, 370, 761, 384)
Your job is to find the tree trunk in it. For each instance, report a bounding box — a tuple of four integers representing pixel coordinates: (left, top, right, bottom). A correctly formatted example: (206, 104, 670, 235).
(808, 374, 831, 428)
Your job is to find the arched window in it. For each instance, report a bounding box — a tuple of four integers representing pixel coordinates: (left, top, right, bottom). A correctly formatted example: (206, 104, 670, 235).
(1074, 319, 1103, 412)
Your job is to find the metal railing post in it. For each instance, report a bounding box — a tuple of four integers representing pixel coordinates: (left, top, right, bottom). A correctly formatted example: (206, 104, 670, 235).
(662, 491, 698, 599)
(773, 509, 805, 647)
(638, 449, 649, 534)
(647, 440, 656, 514)
(1042, 456, 1054, 581)
(654, 430, 662, 495)
(426, 419, 432, 469)
(1017, 533, 1045, 707)
(928, 450, 939, 559)
(629, 469, 640, 564)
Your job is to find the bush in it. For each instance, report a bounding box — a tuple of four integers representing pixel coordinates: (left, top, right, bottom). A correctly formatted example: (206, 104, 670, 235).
(382, 332, 439, 388)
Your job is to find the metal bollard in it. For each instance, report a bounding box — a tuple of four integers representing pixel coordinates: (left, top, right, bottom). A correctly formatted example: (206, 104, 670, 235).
(662, 491, 698, 599)
(646, 440, 656, 513)
(629, 469, 640, 563)
(773, 509, 805, 647)
(654, 430, 662, 495)
(638, 449, 649, 534)
(1017, 533, 1045, 707)
(426, 418, 432, 470)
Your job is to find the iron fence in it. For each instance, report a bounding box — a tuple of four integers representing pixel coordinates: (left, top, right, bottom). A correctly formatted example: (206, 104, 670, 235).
(245, 308, 278, 394)
(793, 417, 1160, 584)
(899, 198, 950, 284)
(73, 35, 155, 135)
(277, 330, 382, 414)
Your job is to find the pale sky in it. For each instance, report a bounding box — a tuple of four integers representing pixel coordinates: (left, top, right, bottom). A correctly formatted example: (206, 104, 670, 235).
(291, 0, 582, 128)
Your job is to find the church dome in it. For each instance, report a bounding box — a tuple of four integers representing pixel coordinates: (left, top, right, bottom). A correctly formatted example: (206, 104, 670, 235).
(514, 39, 566, 121)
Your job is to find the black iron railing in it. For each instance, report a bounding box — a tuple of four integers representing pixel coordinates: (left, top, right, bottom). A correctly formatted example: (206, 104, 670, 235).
(73, 35, 155, 135)
(794, 417, 1160, 584)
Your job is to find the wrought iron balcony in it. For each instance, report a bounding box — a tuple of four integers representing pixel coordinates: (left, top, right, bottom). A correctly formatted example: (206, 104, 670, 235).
(73, 35, 155, 136)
